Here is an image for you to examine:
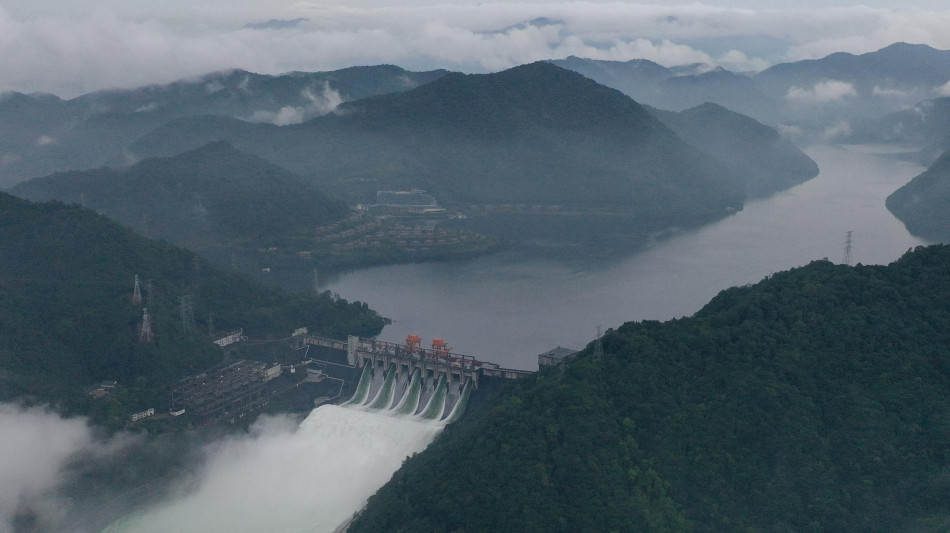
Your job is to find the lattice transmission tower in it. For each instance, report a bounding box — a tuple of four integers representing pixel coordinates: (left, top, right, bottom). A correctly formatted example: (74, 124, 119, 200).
(138, 308, 154, 343)
(843, 231, 854, 266)
(131, 275, 142, 306)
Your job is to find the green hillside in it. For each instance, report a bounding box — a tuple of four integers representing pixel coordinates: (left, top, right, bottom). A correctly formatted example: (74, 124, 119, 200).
(11, 141, 348, 251)
(350, 245, 950, 532)
(130, 63, 744, 245)
(649, 102, 819, 197)
(886, 150, 950, 243)
(0, 65, 448, 187)
(0, 192, 386, 425)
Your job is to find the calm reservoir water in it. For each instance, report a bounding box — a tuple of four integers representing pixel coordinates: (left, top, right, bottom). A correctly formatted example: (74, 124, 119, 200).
(323, 145, 929, 370)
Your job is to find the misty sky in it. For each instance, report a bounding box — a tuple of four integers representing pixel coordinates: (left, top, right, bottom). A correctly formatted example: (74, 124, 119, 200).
(2, 1, 950, 97)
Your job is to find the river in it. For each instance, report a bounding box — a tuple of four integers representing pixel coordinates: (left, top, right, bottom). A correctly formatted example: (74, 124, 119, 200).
(321, 145, 929, 370)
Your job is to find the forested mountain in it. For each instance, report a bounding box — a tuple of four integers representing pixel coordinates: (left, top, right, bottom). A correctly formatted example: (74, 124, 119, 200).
(10, 141, 347, 257)
(550, 56, 773, 120)
(350, 245, 950, 532)
(756, 42, 950, 101)
(850, 97, 950, 158)
(0, 65, 447, 187)
(886, 150, 950, 243)
(554, 43, 950, 132)
(129, 62, 743, 243)
(648, 103, 819, 197)
(0, 192, 385, 424)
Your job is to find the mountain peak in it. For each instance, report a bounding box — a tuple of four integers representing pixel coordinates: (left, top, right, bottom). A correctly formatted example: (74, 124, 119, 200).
(876, 42, 939, 54)
(337, 61, 658, 138)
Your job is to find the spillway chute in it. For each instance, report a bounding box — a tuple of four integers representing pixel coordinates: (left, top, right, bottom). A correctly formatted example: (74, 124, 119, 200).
(343, 363, 373, 406)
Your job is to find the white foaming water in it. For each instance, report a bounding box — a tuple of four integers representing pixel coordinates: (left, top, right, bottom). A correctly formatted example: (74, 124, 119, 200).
(104, 403, 444, 533)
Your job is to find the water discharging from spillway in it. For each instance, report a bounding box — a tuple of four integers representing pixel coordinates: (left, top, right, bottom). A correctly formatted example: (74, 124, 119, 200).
(103, 365, 472, 533)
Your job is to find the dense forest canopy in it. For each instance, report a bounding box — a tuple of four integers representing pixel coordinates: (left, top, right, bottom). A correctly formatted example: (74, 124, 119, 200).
(350, 245, 950, 532)
(0, 192, 386, 424)
(887, 150, 950, 244)
(10, 141, 348, 251)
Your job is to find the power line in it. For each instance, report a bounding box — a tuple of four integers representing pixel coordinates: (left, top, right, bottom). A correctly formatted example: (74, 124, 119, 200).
(180, 295, 195, 333)
(146, 279, 154, 309)
(594, 326, 604, 360)
(843, 230, 854, 266)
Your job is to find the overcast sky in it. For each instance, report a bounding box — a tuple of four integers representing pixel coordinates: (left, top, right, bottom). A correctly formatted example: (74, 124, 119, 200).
(2, 1, 950, 97)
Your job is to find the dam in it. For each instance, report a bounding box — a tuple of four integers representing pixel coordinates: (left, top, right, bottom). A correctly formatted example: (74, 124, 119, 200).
(296, 333, 534, 420)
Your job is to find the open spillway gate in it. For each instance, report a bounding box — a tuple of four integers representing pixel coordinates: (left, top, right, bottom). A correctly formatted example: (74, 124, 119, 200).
(342, 362, 474, 422)
(296, 334, 534, 393)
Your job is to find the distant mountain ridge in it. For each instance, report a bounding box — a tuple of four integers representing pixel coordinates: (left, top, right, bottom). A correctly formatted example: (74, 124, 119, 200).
(4, 42, 950, 190)
(553, 43, 950, 133)
(550, 56, 771, 119)
(0, 65, 448, 186)
(756, 43, 950, 96)
(128, 62, 746, 242)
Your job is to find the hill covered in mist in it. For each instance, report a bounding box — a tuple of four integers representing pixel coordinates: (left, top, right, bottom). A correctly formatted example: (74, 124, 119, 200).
(130, 62, 745, 244)
(350, 245, 950, 532)
(555, 43, 950, 141)
(0, 65, 447, 187)
(647, 102, 819, 198)
(0, 192, 386, 426)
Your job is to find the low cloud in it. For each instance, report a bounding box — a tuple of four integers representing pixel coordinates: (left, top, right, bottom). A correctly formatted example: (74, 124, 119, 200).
(935, 79, 950, 96)
(776, 123, 805, 138)
(786, 79, 858, 104)
(717, 49, 770, 73)
(249, 81, 343, 125)
(872, 85, 917, 98)
(1, 4, 950, 97)
(0, 404, 93, 532)
(821, 119, 853, 141)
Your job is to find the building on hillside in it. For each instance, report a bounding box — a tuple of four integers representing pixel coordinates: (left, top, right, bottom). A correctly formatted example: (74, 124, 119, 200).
(130, 408, 155, 422)
(537, 346, 579, 367)
(214, 329, 246, 347)
(264, 363, 283, 382)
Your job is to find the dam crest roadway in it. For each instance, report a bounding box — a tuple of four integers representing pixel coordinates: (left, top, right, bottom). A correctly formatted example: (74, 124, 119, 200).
(294, 333, 534, 391)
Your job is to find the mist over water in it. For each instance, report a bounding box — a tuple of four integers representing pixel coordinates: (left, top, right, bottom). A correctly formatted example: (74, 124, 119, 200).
(322, 145, 928, 369)
(106, 405, 444, 533)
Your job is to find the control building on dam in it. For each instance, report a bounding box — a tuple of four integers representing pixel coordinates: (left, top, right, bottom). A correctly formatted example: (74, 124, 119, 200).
(294, 333, 533, 391)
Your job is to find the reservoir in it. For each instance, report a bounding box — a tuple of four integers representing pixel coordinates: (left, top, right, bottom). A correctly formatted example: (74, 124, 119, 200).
(100, 143, 928, 533)
(322, 145, 929, 370)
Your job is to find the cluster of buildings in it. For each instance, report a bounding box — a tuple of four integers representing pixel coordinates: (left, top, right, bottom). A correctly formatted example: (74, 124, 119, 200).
(304, 217, 481, 258)
(169, 360, 282, 426)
